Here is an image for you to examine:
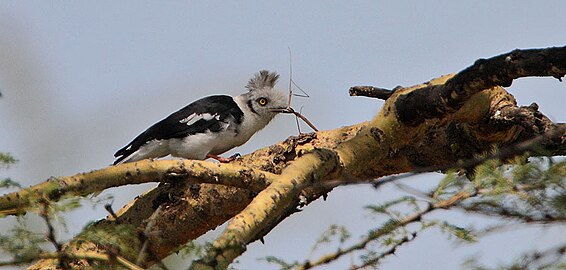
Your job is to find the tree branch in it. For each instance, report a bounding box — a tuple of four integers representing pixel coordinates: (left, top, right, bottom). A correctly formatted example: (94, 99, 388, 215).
(0, 159, 277, 215)
(348, 86, 399, 100)
(395, 46, 566, 126)
(191, 149, 341, 269)
(297, 189, 479, 270)
(0, 251, 142, 270)
(12, 46, 566, 269)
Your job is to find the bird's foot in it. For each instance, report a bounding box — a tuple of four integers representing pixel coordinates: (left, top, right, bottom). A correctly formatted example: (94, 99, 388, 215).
(206, 153, 241, 163)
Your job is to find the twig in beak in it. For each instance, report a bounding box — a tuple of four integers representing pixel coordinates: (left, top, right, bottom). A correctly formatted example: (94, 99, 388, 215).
(284, 48, 317, 132)
(295, 106, 303, 134)
(272, 107, 319, 132)
(287, 47, 293, 108)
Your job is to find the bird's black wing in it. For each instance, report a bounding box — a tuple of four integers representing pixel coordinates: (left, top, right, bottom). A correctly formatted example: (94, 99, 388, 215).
(114, 95, 243, 164)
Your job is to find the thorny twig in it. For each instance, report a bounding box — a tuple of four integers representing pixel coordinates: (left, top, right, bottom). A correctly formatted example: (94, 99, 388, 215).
(283, 48, 317, 133)
(273, 107, 319, 132)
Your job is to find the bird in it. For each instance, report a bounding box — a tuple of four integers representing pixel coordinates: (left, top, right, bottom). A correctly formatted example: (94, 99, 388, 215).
(113, 70, 288, 165)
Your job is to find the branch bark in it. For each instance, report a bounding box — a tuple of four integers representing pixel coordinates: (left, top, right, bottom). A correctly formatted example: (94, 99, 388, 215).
(0, 46, 563, 269)
(0, 160, 277, 215)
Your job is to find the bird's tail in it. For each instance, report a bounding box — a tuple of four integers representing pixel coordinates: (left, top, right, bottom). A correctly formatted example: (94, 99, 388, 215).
(113, 143, 134, 165)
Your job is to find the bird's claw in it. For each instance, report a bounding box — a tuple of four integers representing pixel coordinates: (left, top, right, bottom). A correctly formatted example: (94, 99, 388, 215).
(207, 153, 241, 163)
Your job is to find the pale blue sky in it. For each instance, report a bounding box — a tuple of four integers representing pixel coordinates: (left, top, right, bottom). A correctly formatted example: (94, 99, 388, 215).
(0, 1, 565, 269)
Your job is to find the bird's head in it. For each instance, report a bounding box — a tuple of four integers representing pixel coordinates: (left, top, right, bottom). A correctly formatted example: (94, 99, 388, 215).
(240, 70, 288, 121)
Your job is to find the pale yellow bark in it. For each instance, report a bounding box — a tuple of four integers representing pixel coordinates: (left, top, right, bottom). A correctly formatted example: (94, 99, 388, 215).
(2, 45, 563, 269)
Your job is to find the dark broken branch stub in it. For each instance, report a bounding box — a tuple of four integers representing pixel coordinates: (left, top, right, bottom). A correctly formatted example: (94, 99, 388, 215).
(348, 86, 399, 100)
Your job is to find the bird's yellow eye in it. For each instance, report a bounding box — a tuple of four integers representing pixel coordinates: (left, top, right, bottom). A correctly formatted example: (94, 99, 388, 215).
(258, 98, 268, 106)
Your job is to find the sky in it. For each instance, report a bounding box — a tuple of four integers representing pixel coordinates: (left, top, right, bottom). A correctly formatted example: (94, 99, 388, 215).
(0, 1, 565, 269)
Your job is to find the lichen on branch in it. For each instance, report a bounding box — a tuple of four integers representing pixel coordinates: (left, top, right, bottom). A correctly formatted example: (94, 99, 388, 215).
(0, 159, 278, 216)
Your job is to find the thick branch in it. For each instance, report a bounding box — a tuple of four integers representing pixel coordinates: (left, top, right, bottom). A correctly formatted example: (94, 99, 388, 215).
(191, 149, 341, 269)
(395, 46, 566, 126)
(19, 46, 566, 269)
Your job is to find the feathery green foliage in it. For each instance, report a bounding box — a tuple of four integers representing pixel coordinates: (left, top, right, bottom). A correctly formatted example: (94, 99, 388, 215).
(0, 220, 44, 264)
(264, 157, 566, 269)
(260, 256, 299, 270)
(0, 179, 21, 189)
(0, 153, 17, 168)
(0, 153, 19, 189)
(439, 222, 477, 243)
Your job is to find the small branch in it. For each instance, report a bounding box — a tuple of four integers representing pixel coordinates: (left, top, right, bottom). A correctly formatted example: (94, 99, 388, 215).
(0, 251, 143, 270)
(297, 210, 426, 270)
(0, 159, 278, 215)
(272, 107, 319, 131)
(39, 203, 62, 253)
(292, 110, 319, 132)
(348, 86, 398, 100)
(296, 190, 480, 270)
(460, 202, 566, 224)
(38, 201, 68, 269)
(349, 232, 418, 270)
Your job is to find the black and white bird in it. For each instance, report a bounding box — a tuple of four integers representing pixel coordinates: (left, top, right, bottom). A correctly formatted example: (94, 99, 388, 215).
(113, 70, 288, 165)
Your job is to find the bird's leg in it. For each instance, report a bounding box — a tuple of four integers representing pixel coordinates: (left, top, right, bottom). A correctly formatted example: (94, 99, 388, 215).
(206, 153, 241, 163)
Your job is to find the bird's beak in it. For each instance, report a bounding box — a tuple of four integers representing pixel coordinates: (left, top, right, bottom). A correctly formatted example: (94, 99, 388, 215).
(270, 107, 294, 113)
(269, 106, 320, 132)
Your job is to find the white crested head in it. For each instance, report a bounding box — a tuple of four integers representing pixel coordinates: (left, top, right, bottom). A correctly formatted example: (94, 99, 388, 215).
(232, 70, 288, 136)
(239, 70, 288, 119)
